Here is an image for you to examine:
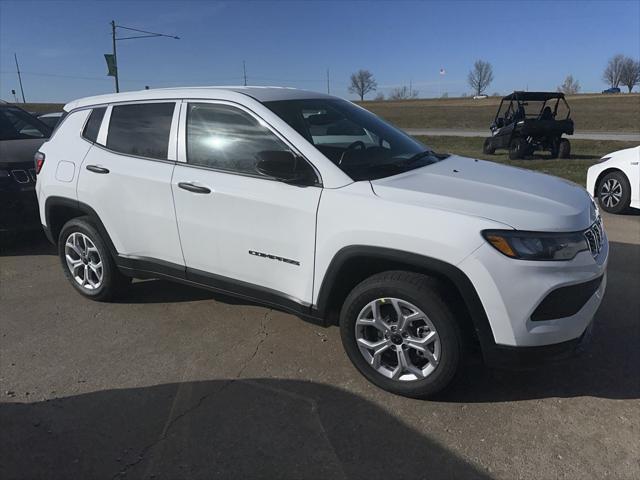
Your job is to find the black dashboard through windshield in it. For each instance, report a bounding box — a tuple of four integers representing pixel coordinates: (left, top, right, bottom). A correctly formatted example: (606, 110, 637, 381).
(264, 98, 444, 181)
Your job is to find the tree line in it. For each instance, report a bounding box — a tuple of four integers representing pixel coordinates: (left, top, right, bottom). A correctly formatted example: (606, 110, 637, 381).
(348, 54, 639, 101)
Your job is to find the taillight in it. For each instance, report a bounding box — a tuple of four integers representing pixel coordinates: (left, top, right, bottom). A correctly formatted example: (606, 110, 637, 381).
(34, 152, 45, 174)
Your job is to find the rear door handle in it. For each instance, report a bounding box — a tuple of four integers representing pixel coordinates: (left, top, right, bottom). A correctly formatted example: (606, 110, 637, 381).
(86, 165, 110, 174)
(178, 182, 211, 194)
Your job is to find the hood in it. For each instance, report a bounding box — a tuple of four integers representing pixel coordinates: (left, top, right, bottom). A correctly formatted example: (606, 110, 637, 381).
(370, 155, 596, 232)
(0, 138, 47, 166)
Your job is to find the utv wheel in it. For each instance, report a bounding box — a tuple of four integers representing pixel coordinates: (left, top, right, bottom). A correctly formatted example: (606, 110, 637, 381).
(558, 138, 571, 159)
(58, 216, 130, 301)
(550, 138, 561, 159)
(340, 271, 462, 399)
(508, 138, 526, 160)
(482, 138, 495, 155)
(598, 171, 631, 214)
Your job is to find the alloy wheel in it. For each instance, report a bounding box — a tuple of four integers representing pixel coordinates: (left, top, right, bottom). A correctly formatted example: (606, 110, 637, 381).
(355, 298, 441, 381)
(600, 178, 623, 208)
(64, 232, 103, 290)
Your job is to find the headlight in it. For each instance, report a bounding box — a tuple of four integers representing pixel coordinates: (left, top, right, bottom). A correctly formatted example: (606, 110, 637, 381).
(482, 230, 588, 261)
(597, 156, 611, 163)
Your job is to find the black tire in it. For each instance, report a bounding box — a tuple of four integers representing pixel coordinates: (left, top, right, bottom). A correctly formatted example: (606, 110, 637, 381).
(558, 138, 571, 159)
(482, 138, 495, 155)
(508, 138, 526, 160)
(549, 138, 561, 159)
(597, 171, 631, 214)
(58, 216, 130, 301)
(339, 271, 462, 399)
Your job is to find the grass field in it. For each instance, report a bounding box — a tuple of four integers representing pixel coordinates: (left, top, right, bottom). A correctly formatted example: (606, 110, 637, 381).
(365, 93, 640, 132)
(416, 136, 638, 185)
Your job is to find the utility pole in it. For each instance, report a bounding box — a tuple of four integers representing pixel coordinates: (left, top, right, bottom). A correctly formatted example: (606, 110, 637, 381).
(107, 20, 179, 93)
(326, 68, 330, 94)
(14, 53, 25, 103)
(111, 20, 119, 93)
(409, 79, 412, 98)
(243, 61, 247, 86)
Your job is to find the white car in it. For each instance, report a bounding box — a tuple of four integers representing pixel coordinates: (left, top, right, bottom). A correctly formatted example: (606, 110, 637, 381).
(586, 146, 640, 214)
(35, 87, 608, 398)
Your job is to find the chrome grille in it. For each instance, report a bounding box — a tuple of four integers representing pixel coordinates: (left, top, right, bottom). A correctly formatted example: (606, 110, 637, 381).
(9, 169, 36, 184)
(583, 218, 604, 258)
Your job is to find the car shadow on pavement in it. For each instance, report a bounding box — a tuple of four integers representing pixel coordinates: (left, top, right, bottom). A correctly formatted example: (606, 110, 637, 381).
(0, 379, 490, 480)
(0, 230, 56, 257)
(442, 240, 640, 402)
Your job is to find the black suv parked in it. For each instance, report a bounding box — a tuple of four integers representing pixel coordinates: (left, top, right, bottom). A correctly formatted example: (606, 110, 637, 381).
(0, 103, 52, 236)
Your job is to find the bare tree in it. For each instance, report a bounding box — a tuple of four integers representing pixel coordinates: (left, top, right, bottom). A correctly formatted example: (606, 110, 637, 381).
(603, 54, 626, 88)
(467, 60, 494, 97)
(388, 85, 419, 100)
(620, 57, 640, 92)
(557, 75, 581, 95)
(373, 92, 385, 101)
(348, 69, 377, 101)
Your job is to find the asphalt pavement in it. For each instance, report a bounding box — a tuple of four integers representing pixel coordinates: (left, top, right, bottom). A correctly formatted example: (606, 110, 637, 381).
(1, 211, 639, 480)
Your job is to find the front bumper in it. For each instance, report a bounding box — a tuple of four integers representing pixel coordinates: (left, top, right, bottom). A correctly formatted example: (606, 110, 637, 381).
(482, 319, 594, 369)
(459, 230, 608, 355)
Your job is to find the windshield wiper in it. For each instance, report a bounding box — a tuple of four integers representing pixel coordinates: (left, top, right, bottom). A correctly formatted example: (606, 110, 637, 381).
(403, 150, 437, 165)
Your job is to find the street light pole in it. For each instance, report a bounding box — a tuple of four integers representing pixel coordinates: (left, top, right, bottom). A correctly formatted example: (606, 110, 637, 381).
(108, 20, 179, 93)
(111, 20, 119, 93)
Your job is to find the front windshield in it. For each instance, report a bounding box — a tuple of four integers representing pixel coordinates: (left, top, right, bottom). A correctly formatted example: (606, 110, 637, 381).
(264, 98, 444, 181)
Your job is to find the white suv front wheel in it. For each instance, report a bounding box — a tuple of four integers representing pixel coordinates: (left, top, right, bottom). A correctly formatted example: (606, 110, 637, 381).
(340, 271, 462, 399)
(58, 217, 130, 301)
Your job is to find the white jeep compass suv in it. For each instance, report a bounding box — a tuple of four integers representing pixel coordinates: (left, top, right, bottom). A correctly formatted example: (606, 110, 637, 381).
(35, 87, 608, 398)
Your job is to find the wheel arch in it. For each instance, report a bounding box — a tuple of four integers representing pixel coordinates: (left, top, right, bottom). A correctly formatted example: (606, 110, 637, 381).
(593, 167, 628, 197)
(314, 246, 495, 353)
(44, 196, 118, 256)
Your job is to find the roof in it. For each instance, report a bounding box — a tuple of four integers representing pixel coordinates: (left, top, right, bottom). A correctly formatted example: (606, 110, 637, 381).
(64, 86, 335, 111)
(502, 91, 565, 101)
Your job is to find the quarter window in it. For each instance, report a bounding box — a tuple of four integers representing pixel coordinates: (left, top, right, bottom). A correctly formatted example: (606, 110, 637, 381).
(186, 103, 293, 176)
(107, 103, 175, 160)
(82, 107, 106, 143)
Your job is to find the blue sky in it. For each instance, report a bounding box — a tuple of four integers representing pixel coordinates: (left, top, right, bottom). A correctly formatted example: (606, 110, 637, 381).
(1, 0, 639, 103)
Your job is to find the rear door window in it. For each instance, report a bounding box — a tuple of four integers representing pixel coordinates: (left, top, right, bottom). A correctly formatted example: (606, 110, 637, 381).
(106, 103, 175, 160)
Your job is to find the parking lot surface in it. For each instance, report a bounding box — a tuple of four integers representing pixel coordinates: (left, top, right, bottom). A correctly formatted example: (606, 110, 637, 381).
(1, 212, 639, 479)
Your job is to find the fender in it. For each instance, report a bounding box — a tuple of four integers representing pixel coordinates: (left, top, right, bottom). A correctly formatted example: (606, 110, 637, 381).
(314, 245, 496, 351)
(44, 196, 118, 256)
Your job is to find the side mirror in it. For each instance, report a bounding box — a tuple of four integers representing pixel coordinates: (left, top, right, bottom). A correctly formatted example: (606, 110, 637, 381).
(255, 151, 317, 186)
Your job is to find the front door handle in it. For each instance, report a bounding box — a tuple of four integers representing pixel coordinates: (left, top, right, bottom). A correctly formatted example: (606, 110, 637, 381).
(86, 165, 110, 174)
(178, 182, 211, 194)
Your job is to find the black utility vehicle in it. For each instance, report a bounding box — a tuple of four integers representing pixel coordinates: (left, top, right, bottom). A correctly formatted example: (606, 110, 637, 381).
(483, 91, 574, 160)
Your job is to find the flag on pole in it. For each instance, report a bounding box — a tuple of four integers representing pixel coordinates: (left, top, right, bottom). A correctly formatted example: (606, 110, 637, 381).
(439, 68, 446, 75)
(104, 54, 117, 77)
